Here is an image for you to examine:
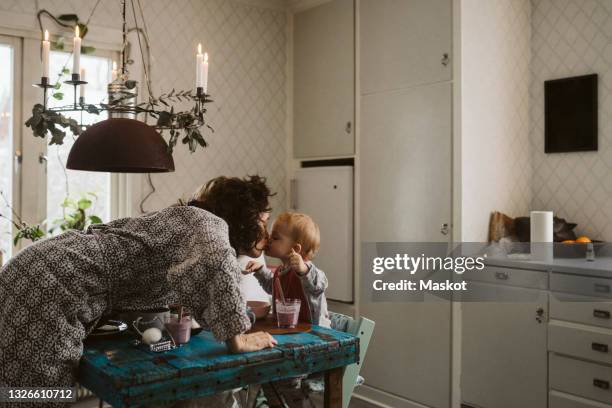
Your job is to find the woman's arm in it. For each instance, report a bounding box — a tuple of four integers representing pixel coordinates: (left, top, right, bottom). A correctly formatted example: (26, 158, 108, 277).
(226, 331, 277, 353)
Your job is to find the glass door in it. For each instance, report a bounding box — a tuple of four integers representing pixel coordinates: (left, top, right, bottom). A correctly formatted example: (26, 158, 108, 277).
(0, 35, 21, 264)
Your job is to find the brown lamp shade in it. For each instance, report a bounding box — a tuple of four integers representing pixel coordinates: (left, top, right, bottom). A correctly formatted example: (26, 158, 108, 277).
(66, 118, 175, 173)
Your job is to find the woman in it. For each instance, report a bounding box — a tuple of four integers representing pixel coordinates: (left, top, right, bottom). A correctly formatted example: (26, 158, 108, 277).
(0, 175, 276, 389)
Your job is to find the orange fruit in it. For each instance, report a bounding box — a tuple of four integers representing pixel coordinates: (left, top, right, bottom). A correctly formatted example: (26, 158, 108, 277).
(576, 236, 592, 243)
(562, 240, 575, 244)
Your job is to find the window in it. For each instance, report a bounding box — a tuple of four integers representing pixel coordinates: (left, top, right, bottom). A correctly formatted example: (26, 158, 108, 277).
(0, 40, 15, 264)
(46, 51, 113, 229)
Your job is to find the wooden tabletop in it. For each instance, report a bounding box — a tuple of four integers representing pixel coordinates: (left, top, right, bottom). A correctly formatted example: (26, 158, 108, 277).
(79, 326, 359, 407)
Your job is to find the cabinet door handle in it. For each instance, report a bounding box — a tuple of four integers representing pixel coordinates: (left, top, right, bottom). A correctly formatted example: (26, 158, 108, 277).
(594, 283, 611, 294)
(495, 271, 509, 280)
(594, 309, 611, 319)
(592, 342, 609, 353)
(440, 223, 449, 235)
(593, 379, 610, 390)
(535, 307, 545, 323)
(441, 53, 450, 67)
(345, 121, 352, 134)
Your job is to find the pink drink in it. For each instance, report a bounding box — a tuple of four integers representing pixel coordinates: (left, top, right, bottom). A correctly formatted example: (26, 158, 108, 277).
(165, 316, 191, 344)
(276, 299, 301, 329)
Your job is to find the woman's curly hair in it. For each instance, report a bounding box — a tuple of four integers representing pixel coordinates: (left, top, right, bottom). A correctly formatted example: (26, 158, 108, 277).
(187, 175, 274, 253)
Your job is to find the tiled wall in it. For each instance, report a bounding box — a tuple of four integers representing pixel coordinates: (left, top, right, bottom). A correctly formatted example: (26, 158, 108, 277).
(460, 0, 532, 241)
(1, 0, 287, 215)
(531, 0, 612, 240)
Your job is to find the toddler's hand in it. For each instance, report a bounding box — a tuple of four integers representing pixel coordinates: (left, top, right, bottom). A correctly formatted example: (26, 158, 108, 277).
(288, 249, 308, 275)
(243, 260, 264, 274)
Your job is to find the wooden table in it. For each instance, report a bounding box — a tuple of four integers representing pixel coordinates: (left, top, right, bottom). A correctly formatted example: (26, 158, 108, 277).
(79, 326, 359, 407)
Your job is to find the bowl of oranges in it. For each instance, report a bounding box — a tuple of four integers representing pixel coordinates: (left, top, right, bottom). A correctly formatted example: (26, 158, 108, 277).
(555, 236, 603, 258)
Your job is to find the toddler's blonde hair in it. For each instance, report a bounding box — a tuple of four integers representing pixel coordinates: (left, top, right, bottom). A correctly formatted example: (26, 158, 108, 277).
(274, 212, 320, 260)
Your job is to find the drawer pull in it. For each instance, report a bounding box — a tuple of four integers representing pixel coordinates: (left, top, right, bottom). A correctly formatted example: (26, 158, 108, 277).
(593, 378, 610, 390)
(594, 309, 611, 319)
(592, 342, 609, 353)
(495, 272, 509, 281)
(594, 283, 611, 294)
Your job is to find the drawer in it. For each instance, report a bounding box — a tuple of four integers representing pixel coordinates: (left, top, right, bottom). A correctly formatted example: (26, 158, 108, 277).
(550, 390, 612, 408)
(550, 353, 612, 404)
(464, 265, 548, 290)
(551, 293, 612, 329)
(551, 273, 612, 299)
(549, 321, 612, 365)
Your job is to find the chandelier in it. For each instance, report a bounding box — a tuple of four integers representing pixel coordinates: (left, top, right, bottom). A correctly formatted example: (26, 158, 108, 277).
(27, 0, 213, 173)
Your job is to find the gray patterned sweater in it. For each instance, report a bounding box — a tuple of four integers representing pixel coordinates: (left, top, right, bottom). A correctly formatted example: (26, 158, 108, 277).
(0, 206, 251, 388)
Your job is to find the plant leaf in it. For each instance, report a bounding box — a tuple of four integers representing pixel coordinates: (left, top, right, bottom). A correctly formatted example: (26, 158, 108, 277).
(77, 198, 92, 210)
(52, 92, 64, 100)
(58, 14, 78, 22)
(89, 215, 102, 224)
(81, 45, 96, 55)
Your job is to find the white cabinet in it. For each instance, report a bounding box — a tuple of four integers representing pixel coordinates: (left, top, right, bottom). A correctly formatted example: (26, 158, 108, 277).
(360, 0, 452, 95)
(360, 82, 452, 242)
(359, 83, 452, 407)
(461, 281, 549, 408)
(292, 166, 353, 302)
(293, 0, 355, 158)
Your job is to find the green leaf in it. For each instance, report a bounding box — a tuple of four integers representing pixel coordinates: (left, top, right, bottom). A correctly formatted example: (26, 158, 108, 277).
(54, 82, 62, 90)
(52, 92, 64, 100)
(61, 197, 76, 208)
(58, 14, 78, 22)
(51, 40, 64, 51)
(157, 111, 172, 127)
(86, 104, 100, 114)
(49, 126, 66, 145)
(77, 198, 92, 210)
(89, 215, 102, 224)
(81, 45, 96, 55)
(61, 67, 70, 75)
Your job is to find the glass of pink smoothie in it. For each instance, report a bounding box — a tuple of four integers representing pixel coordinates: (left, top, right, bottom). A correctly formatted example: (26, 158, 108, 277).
(276, 299, 301, 329)
(164, 315, 192, 344)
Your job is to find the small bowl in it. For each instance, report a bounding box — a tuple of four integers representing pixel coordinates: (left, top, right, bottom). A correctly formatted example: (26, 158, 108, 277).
(247, 300, 271, 319)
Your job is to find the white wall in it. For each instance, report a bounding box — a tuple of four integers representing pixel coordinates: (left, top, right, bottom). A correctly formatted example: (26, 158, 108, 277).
(1, 0, 288, 215)
(530, 0, 612, 240)
(459, 0, 532, 241)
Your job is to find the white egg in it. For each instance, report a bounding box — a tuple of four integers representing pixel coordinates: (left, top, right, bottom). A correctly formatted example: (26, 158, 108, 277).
(141, 327, 162, 345)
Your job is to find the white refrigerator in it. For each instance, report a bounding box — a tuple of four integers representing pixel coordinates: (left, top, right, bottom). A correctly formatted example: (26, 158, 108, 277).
(291, 166, 353, 303)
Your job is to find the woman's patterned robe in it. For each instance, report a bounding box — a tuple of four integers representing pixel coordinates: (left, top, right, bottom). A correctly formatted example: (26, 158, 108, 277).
(0, 206, 251, 388)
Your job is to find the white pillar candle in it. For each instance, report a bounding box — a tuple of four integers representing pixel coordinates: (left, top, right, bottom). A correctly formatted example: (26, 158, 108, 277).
(530, 211, 553, 262)
(80, 68, 86, 99)
(42, 30, 50, 78)
(111, 61, 118, 81)
(196, 44, 203, 89)
(72, 26, 81, 75)
(202, 52, 209, 93)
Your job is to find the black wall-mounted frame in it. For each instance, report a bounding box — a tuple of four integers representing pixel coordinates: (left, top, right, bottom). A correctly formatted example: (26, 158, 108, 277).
(545, 73, 598, 153)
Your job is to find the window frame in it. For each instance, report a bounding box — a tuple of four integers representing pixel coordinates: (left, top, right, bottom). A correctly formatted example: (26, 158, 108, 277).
(0, 34, 22, 259)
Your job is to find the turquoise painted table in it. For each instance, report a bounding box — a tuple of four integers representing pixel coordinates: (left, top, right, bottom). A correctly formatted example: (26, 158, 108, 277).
(79, 326, 359, 407)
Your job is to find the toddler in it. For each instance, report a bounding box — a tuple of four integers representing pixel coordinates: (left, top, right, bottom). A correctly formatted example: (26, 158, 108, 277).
(244, 212, 330, 328)
(243, 212, 330, 408)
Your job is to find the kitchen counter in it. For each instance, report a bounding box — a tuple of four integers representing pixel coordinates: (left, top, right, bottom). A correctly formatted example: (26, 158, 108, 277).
(485, 253, 612, 279)
(485, 244, 612, 278)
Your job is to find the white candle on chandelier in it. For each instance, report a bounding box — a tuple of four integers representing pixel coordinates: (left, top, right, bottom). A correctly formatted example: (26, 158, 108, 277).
(196, 43, 203, 89)
(72, 25, 81, 75)
(42, 30, 50, 78)
(202, 52, 209, 94)
(112, 61, 118, 81)
(80, 68, 86, 99)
